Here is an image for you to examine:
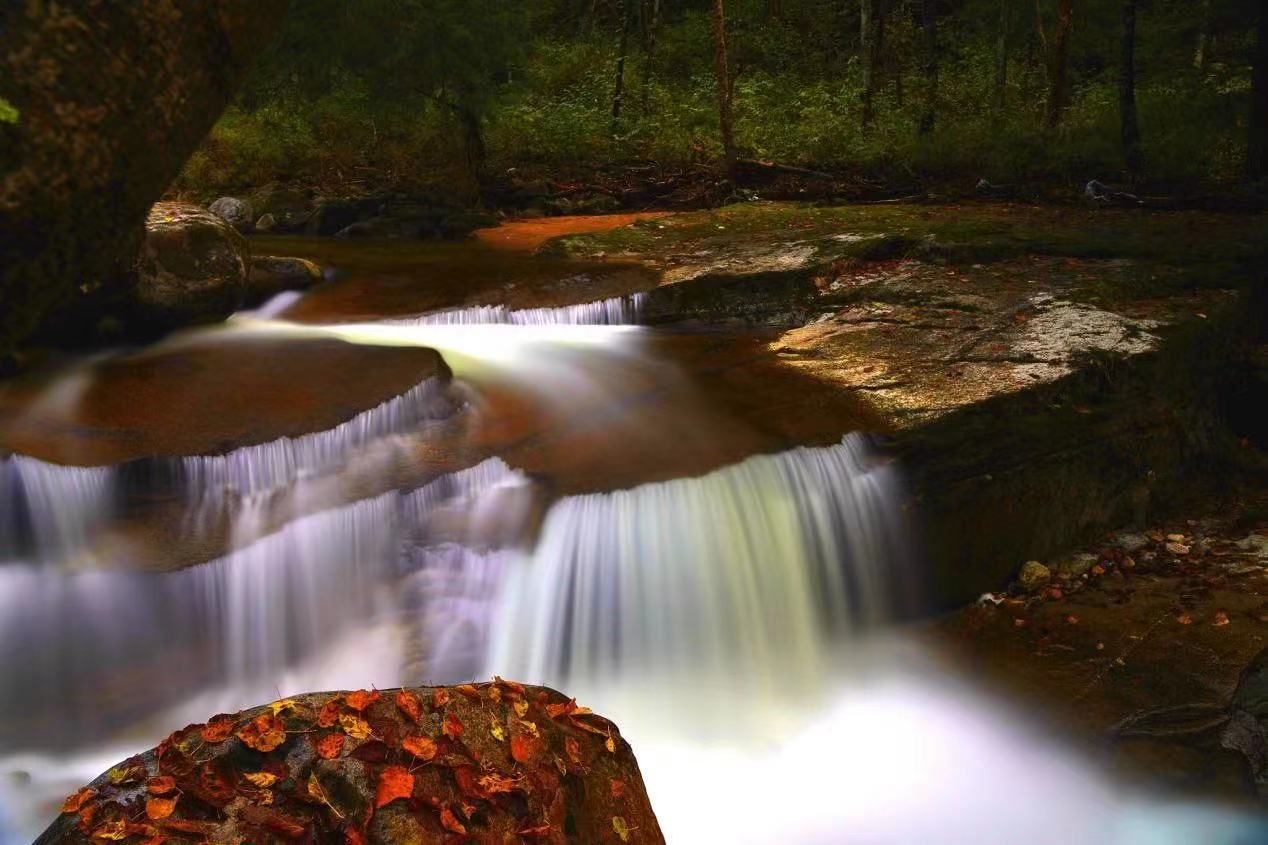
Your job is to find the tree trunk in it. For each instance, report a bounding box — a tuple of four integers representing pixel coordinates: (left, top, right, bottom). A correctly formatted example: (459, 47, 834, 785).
(919, 0, 939, 135)
(995, 0, 1011, 117)
(711, 0, 739, 182)
(860, 0, 884, 129)
(1120, 0, 1141, 179)
(1251, 4, 1268, 181)
(611, 0, 632, 133)
(1044, 0, 1074, 131)
(1194, 0, 1213, 72)
(0, 0, 291, 357)
(641, 0, 662, 114)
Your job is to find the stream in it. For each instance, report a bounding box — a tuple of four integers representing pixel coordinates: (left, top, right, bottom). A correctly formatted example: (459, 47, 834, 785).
(0, 221, 1264, 843)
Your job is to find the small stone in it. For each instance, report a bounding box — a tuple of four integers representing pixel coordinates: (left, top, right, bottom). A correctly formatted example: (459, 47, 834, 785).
(1166, 542, 1191, 556)
(1059, 553, 1098, 578)
(256, 213, 277, 232)
(1018, 561, 1051, 592)
(1113, 532, 1149, 553)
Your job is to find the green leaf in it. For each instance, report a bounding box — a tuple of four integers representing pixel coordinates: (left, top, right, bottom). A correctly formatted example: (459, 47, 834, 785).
(0, 97, 17, 125)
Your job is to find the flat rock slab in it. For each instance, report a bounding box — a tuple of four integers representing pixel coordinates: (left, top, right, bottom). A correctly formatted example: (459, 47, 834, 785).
(37, 682, 664, 845)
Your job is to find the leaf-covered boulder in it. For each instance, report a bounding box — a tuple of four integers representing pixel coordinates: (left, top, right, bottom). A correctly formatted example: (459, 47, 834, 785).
(129, 202, 250, 334)
(0, 0, 290, 356)
(36, 682, 665, 845)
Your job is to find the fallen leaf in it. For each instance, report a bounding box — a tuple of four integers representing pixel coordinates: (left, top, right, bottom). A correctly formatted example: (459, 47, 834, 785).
(1065, 615, 1080, 625)
(612, 816, 631, 842)
(201, 715, 236, 744)
(443, 713, 464, 741)
(478, 773, 519, 795)
(344, 827, 368, 845)
(455, 684, 481, 701)
(610, 779, 627, 799)
(237, 714, 287, 753)
(308, 774, 345, 820)
(61, 787, 96, 813)
(605, 730, 617, 754)
(440, 806, 466, 834)
(513, 699, 530, 718)
(316, 732, 346, 760)
(496, 676, 527, 694)
(146, 776, 176, 796)
(317, 700, 343, 728)
(374, 765, 414, 810)
(1090, 564, 1106, 577)
(511, 734, 543, 764)
(519, 824, 552, 837)
(546, 698, 582, 720)
(1177, 613, 1194, 625)
(432, 689, 450, 708)
(488, 685, 502, 703)
(491, 719, 507, 742)
(269, 698, 301, 716)
(345, 689, 380, 712)
(402, 735, 437, 761)
(1166, 542, 1191, 556)
(565, 736, 583, 764)
(145, 798, 176, 821)
(1213, 611, 1231, 627)
(244, 771, 280, 788)
(339, 713, 372, 740)
(395, 690, 423, 724)
(92, 820, 129, 840)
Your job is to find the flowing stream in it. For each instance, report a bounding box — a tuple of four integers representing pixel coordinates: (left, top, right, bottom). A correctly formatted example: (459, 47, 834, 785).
(0, 244, 1263, 844)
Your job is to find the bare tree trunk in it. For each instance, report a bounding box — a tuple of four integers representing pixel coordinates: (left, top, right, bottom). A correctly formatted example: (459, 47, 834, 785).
(641, 0, 662, 114)
(1251, 4, 1268, 181)
(1194, 0, 1213, 72)
(1120, 0, 1141, 179)
(995, 0, 1011, 117)
(860, 0, 883, 129)
(919, 0, 939, 135)
(1044, 0, 1074, 131)
(710, 0, 738, 182)
(611, 0, 632, 133)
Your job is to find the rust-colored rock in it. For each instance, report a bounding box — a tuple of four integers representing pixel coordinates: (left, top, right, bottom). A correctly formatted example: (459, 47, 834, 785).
(0, 0, 291, 355)
(35, 682, 665, 845)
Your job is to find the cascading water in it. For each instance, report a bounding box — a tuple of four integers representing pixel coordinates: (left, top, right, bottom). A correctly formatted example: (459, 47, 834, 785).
(391, 292, 647, 326)
(0, 456, 114, 565)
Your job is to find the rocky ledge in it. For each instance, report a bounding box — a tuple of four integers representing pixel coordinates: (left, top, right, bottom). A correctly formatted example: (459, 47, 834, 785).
(37, 682, 664, 845)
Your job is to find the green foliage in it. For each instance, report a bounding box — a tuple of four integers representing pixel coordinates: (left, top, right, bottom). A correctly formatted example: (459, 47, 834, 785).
(0, 97, 18, 125)
(180, 0, 1265, 197)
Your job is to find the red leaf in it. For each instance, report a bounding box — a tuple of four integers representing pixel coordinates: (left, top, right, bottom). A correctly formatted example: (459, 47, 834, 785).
(146, 776, 177, 796)
(345, 689, 381, 712)
(402, 735, 438, 761)
(200, 715, 235, 743)
(511, 734, 543, 765)
(443, 713, 464, 741)
(432, 689, 450, 709)
(60, 787, 96, 814)
(315, 733, 345, 760)
(439, 806, 467, 835)
(237, 713, 287, 752)
(395, 690, 423, 724)
(317, 699, 343, 728)
(374, 765, 414, 809)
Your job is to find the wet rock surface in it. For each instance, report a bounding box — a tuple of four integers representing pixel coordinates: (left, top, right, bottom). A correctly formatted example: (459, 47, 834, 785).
(130, 202, 250, 334)
(36, 683, 664, 845)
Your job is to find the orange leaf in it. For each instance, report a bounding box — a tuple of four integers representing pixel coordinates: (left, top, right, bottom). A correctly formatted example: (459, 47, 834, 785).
(395, 690, 423, 724)
(402, 735, 438, 761)
(146, 776, 176, 795)
(439, 806, 467, 835)
(432, 689, 450, 708)
(495, 676, 526, 695)
(92, 819, 129, 840)
(145, 797, 176, 821)
(345, 689, 381, 712)
(513, 699, 530, 718)
(344, 827, 368, 845)
(545, 698, 579, 720)
(455, 684, 481, 701)
(374, 765, 414, 809)
(200, 715, 235, 744)
(610, 779, 627, 799)
(564, 736, 583, 764)
(443, 713, 464, 741)
(237, 714, 287, 753)
(477, 773, 519, 795)
(317, 700, 343, 728)
(511, 734, 543, 764)
(244, 771, 280, 787)
(61, 787, 96, 813)
(316, 732, 345, 760)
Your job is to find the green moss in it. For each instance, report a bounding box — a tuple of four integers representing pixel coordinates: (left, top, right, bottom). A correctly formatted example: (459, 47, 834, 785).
(0, 97, 17, 125)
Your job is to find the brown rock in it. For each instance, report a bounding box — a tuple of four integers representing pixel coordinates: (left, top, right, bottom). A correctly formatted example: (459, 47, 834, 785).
(0, 1, 291, 355)
(36, 683, 665, 845)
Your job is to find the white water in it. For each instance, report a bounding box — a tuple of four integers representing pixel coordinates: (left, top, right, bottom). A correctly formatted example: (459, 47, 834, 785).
(1, 456, 113, 565)
(390, 292, 647, 326)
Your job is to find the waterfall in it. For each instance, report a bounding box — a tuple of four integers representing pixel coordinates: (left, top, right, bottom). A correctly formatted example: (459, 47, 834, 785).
(0, 456, 114, 565)
(483, 435, 910, 689)
(181, 376, 453, 500)
(389, 293, 647, 326)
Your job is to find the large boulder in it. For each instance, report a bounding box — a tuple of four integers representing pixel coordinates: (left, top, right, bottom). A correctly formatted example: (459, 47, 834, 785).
(37, 682, 665, 844)
(0, 1, 291, 356)
(209, 196, 256, 233)
(129, 202, 249, 333)
(248, 255, 323, 304)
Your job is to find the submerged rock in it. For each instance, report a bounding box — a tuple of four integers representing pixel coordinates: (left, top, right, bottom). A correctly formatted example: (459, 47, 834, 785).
(208, 196, 255, 233)
(248, 255, 324, 302)
(37, 683, 664, 844)
(129, 201, 249, 333)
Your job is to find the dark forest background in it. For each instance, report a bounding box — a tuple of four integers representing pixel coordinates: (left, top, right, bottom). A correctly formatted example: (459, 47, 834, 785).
(176, 0, 1268, 201)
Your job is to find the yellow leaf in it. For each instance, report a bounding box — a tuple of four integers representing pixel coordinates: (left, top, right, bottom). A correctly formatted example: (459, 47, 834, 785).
(269, 698, 301, 715)
(244, 771, 280, 788)
(490, 719, 507, 742)
(513, 699, 529, 718)
(612, 816, 631, 842)
(339, 713, 372, 740)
